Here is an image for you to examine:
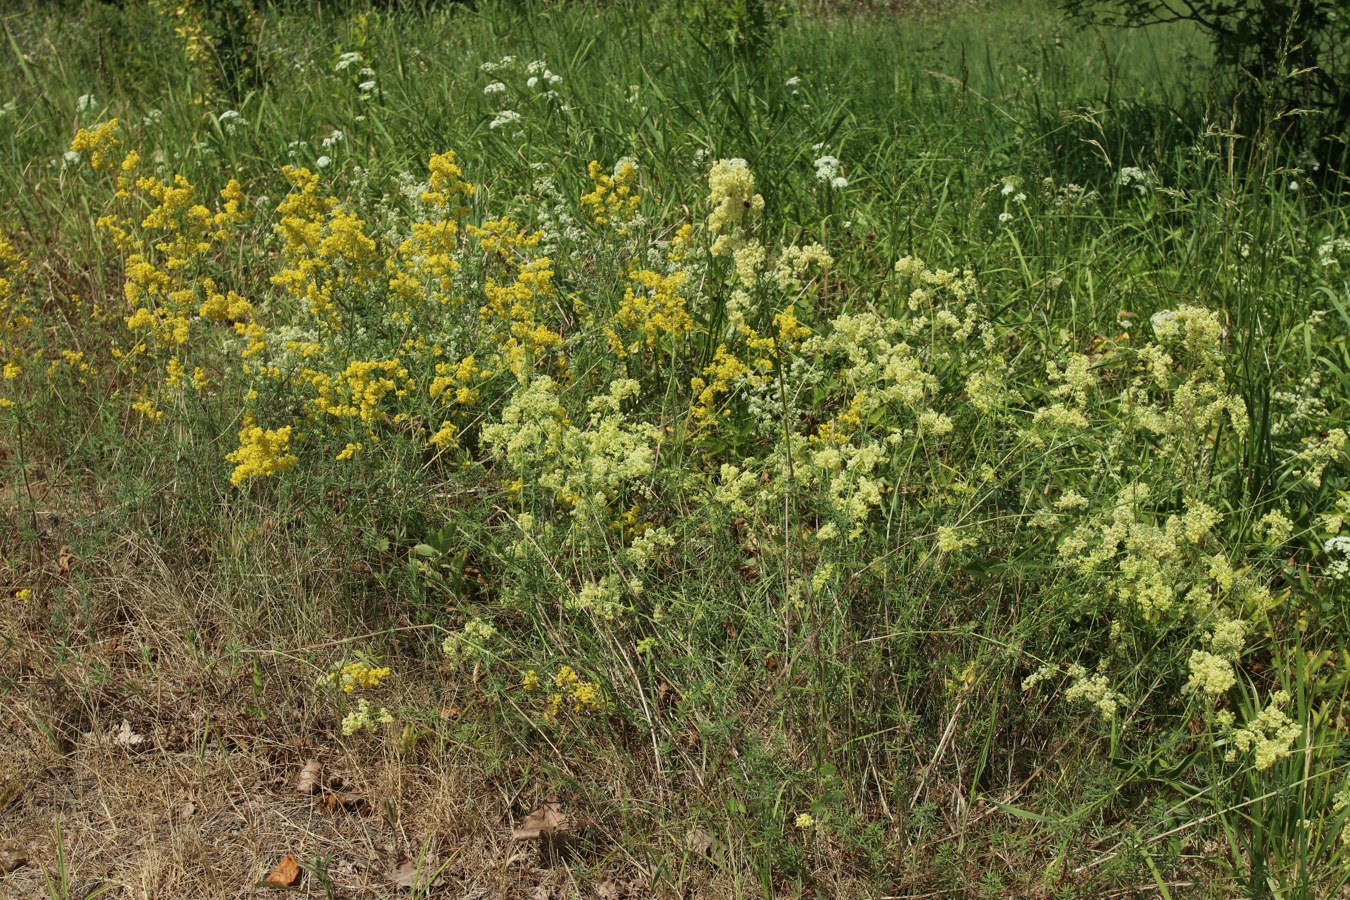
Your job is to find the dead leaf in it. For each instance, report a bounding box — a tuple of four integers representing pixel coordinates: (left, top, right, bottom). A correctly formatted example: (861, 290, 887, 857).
(319, 789, 370, 815)
(388, 852, 442, 891)
(57, 546, 73, 574)
(295, 759, 322, 794)
(512, 800, 567, 841)
(689, 827, 714, 857)
(112, 719, 144, 748)
(265, 853, 301, 887)
(0, 851, 28, 875)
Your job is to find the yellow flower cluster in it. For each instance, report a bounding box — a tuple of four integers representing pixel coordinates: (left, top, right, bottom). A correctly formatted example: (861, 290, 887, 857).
(580, 159, 640, 227)
(318, 655, 393, 735)
(542, 665, 605, 718)
(271, 166, 379, 324)
(75, 120, 254, 428)
(324, 659, 392, 693)
(429, 354, 491, 406)
(0, 232, 33, 407)
(389, 219, 463, 311)
(707, 158, 763, 257)
(609, 268, 691, 355)
(422, 150, 476, 218)
(300, 359, 407, 424)
(69, 119, 123, 171)
(226, 424, 298, 485)
(152, 0, 214, 67)
(479, 256, 563, 376)
(466, 216, 540, 257)
(690, 345, 755, 427)
(1219, 691, 1302, 770)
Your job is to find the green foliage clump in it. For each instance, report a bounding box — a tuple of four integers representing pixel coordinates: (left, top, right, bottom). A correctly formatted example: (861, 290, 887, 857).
(1064, 0, 1350, 137)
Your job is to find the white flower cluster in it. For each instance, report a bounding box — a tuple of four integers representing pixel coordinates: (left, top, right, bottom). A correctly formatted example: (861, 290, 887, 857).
(813, 154, 847, 189)
(525, 59, 563, 90)
(1117, 166, 1152, 194)
(490, 109, 521, 130)
(341, 698, 392, 736)
(217, 109, 246, 135)
(1220, 691, 1301, 770)
(1318, 236, 1350, 268)
(998, 177, 1027, 222)
(1326, 535, 1350, 581)
(479, 55, 516, 73)
(532, 177, 584, 252)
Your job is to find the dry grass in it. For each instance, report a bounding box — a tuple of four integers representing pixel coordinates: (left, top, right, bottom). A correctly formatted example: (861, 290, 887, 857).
(0, 497, 738, 900)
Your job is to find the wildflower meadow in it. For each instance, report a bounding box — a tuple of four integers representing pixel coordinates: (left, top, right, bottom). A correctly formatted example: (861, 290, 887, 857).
(1, 0, 1349, 896)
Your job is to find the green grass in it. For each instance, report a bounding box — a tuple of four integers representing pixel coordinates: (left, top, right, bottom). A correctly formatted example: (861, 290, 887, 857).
(1, 0, 1348, 897)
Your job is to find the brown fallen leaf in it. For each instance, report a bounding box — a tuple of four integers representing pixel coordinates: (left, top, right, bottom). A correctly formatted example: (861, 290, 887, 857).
(57, 546, 73, 575)
(689, 827, 714, 857)
(512, 800, 567, 841)
(388, 852, 442, 891)
(265, 852, 300, 887)
(295, 759, 322, 795)
(319, 789, 370, 815)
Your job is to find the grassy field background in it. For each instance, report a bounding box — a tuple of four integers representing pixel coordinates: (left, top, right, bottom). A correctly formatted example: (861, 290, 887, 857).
(1, 0, 1349, 897)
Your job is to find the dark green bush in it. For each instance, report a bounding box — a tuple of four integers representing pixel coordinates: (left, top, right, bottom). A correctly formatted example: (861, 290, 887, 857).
(1063, 0, 1350, 140)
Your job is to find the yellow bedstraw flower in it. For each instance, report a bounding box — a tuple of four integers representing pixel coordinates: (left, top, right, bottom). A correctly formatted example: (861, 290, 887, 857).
(611, 269, 691, 353)
(580, 158, 640, 226)
(466, 216, 541, 256)
(542, 665, 605, 717)
(69, 119, 122, 171)
(226, 424, 298, 485)
(131, 398, 164, 422)
(422, 150, 476, 218)
(690, 345, 753, 426)
(325, 660, 392, 693)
